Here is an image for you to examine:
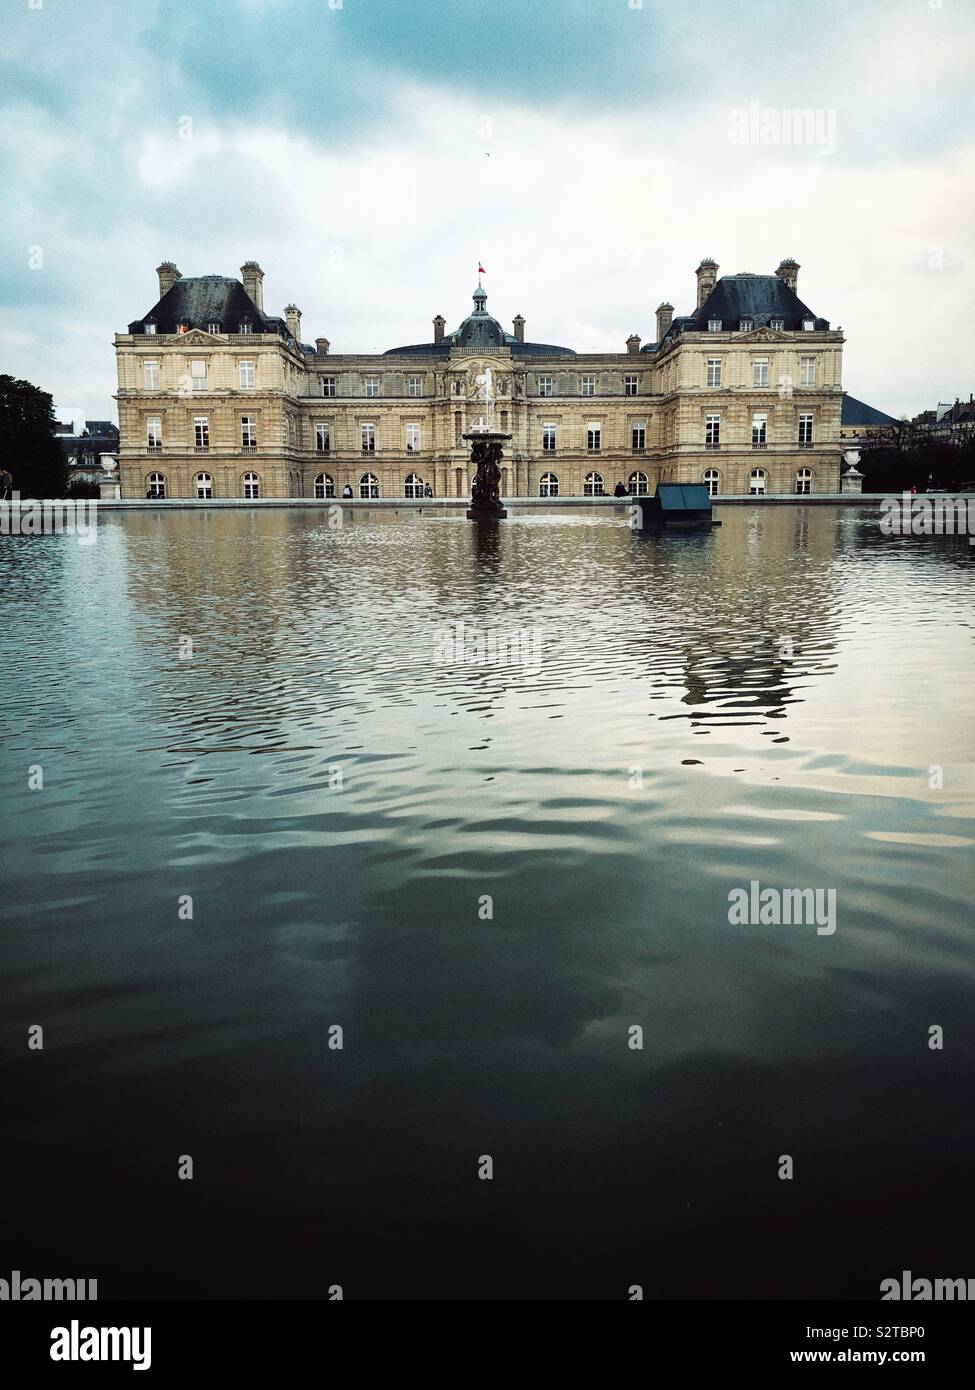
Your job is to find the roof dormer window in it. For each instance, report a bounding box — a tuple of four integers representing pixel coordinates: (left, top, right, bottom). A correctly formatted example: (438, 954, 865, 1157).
(708, 319, 722, 332)
(144, 321, 157, 335)
(803, 319, 815, 331)
(770, 318, 784, 331)
(208, 321, 221, 334)
(239, 320, 253, 334)
(739, 319, 753, 332)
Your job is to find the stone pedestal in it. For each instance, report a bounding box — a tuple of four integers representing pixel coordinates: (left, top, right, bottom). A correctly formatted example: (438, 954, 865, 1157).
(841, 448, 864, 494)
(99, 452, 121, 500)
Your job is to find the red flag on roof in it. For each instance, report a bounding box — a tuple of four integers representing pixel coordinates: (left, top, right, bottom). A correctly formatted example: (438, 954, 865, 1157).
(478, 263, 485, 275)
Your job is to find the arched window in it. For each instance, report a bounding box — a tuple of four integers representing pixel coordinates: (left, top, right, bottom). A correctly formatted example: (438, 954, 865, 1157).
(360, 473, 379, 498)
(404, 472, 425, 498)
(795, 467, 812, 495)
(242, 472, 260, 499)
(629, 471, 649, 496)
(314, 473, 335, 499)
(539, 472, 559, 497)
(584, 471, 604, 496)
(748, 468, 767, 495)
(703, 468, 720, 498)
(195, 472, 213, 499)
(146, 472, 166, 498)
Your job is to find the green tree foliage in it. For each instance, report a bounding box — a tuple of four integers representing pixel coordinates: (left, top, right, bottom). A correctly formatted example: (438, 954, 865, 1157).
(0, 374, 69, 497)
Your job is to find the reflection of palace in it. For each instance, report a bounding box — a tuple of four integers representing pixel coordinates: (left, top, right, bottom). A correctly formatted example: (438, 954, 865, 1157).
(115, 257, 845, 500)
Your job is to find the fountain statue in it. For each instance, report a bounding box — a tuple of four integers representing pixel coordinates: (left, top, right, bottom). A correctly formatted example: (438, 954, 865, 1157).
(464, 362, 510, 519)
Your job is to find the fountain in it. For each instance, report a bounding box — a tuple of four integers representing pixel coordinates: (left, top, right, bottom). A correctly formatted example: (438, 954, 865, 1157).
(464, 363, 509, 520)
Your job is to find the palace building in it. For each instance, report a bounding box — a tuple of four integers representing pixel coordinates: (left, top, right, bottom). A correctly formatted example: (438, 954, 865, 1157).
(114, 257, 845, 500)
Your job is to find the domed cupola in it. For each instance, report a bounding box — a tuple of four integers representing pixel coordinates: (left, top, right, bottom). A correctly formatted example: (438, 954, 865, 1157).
(455, 285, 506, 349)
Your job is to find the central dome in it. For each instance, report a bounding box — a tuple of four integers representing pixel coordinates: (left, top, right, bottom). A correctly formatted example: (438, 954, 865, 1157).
(455, 285, 506, 349)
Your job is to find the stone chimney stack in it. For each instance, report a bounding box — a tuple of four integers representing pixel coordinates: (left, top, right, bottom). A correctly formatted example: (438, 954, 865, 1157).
(241, 261, 265, 313)
(512, 314, 525, 344)
(696, 259, 718, 309)
(775, 258, 800, 293)
(433, 315, 446, 343)
(655, 302, 674, 341)
(156, 261, 181, 298)
(626, 333, 641, 354)
(285, 304, 302, 342)
(315, 337, 330, 355)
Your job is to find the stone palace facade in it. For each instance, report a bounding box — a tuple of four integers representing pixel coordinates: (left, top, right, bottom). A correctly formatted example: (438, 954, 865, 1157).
(114, 257, 845, 500)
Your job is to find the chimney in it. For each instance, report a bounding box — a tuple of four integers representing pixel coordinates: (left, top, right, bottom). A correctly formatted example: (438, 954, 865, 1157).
(315, 337, 330, 355)
(775, 258, 800, 293)
(156, 261, 181, 298)
(241, 261, 265, 312)
(433, 314, 446, 343)
(285, 303, 302, 342)
(512, 314, 525, 344)
(655, 302, 674, 341)
(696, 258, 718, 309)
(626, 333, 641, 354)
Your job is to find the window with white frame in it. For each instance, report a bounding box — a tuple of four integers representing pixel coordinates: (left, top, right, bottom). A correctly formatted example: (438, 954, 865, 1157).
(800, 356, 816, 387)
(239, 321, 253, 334)
(314, 473, 334, 498)
(708, 319, 722, 332)
(407, 376, 422, 398)
(749, 468, 767, 495)
(770, 318, 784, 331)
(586, 422, 601, 452)
(242, 472, 260, 498)
(239, 360, 255, 389)
(405, 423, 421, 454)
(190, 359, 207, 391)
(703, 468, 720, 497)
(322, 377, 336, 397)
(146, 471, 165, 497)
(315, 423, 331, 453)
(364, 378, 379, 398)
(542, 423, 557, 452)
(195, 472, 213, 499)
(584, 471, 604, 496)
(241, 416, 257, 449)
(624, 375, 638, 396)
(795, 467, 812, 495)
(359, 472, 379, 498)
(404, 472, 425, 498)
(193, 416, 209, 451)
(751, 412, 768, 447)
(705, 412, 720, 448)
(143, 360, 159, 390)
(208, 322, 221, 335)
(753, 357, 769, 387)
(803, 319, 815, 331)
(146, 416, 162, 449)
(361, 424, 375, 453)
(144, 322, 157, 335)
(629, 471, 649, 495)
(739, 319, 753, 332)
(537, 375, 554, 396)
(632, 423, 646, 451)
(581, 375, 596, 396)
(539, 472, 559, 497)
(706, 357, 721, 387)
(798, 412, 814, 446)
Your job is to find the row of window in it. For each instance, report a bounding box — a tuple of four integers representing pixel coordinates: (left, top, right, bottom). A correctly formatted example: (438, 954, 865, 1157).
(705, 356, 818, 388)
(141, 321, 256, 337)
(707, 318, 817, 333)
(146, 415, 259, 451)
(705, 412, 815, 448)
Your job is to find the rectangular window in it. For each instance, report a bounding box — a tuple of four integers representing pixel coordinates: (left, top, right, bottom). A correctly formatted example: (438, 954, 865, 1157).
(144, 323, 157, 335)
(190, 359, 207, 391)
(581, 375, 596, 396)
(239, 360, 255, 389)
(143, 361, 159, 390)
(538, 375, 553, 396)
(146, 416, 162, 449)
(239, 322, 253, 334)
(193, 416, 209, 450)
(706, 358, 721, 388)
(315, 423, 331, 453)
(798, 412, 814, 445)
(770, 318, 784, 331)
(708, 319, 722, 332)
(632, 424, 646, 451)
(364, 378, 379, 398)
(241, 416, 257, 449)
(752, 412, 768, 447)
(208, 322, 221, 335)
(739, 319, 753, 332)
(405, 423, 421, 454)
(803, 319, 815, 331)
(407, 376, 422, 398)
(454, 411, 462, 444)
(500, 410, 508, 431)
(322, 377, 336, 397)
(542, 423, 556, 452)
(752, 357, 769, 387)
(361, 423, 375, 453)
(624, 375, 638, 396)
(800, 356, 816, 387)
(705, 413, 720, 448)
(587, 422, 601, 452)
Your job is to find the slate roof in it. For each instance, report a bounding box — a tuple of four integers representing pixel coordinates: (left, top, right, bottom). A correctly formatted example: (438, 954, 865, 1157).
(841, 394, 898, 427)
(645, 273, 830, 349)
(384, 286, 576, 358)
(128, 275, 300, 347)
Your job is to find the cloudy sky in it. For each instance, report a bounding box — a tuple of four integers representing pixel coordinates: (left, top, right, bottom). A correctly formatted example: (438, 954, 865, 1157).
(2, 0, 973, 421)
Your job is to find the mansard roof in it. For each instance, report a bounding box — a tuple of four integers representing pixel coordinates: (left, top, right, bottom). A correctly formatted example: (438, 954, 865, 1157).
(128, 275, 301, 346)
(647, 273, 830, 348)
(841, 393, 898, 427)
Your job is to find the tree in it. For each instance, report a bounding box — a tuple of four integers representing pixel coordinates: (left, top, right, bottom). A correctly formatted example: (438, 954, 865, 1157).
(0, 374, 69, 498)
(857, 418, 975, 493)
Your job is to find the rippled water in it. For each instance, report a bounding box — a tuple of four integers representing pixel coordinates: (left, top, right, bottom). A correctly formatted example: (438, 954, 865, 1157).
(1, 505, 973, 1299)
